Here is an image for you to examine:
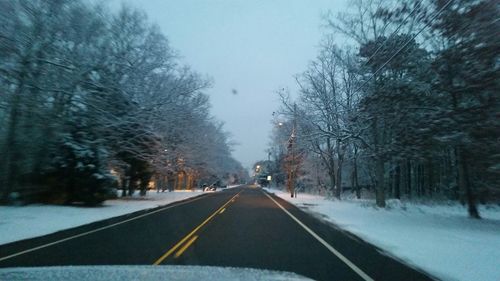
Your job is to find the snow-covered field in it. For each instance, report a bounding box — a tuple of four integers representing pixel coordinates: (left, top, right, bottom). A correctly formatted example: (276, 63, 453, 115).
(0, 190, 207, 246)
(265, 187, 500, 281)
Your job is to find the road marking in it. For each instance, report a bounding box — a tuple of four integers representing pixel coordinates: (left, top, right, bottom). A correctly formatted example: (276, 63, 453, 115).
(0, 193, 211, 262)
(262, 191, 375, 281)
(174, 235, 198, 258)
(219, 208, 226, 214)
(153, 190, 242, 265)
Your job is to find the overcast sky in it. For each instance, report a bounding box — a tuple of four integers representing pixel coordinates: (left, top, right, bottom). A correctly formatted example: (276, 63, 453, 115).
(107, 0, 347, 169)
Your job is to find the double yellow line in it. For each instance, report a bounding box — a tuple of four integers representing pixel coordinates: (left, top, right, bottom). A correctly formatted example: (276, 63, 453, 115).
(153, 191, 242, 265)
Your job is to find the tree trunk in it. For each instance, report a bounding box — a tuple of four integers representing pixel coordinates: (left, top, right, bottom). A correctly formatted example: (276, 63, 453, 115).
(128, 165, 137, 196)
(421, 163, 427, 197)
(426, 158, 434, 197)
(456, 146, 480, 219)
(328, 171, 336, 198)
(406, 159, 412, 199)
(375, 158, 385, 207)
(394, 163, 401, 200)
(352, 146, 360, 199)
(121, 177, 128, 197)
(0, 74, 26, 202)
(335, 139, 343, 199)
(336, 161, 343, 199)
(416, 163, 423, 197)
(139, 176, 148, 196)
(373, 117, 385, 207)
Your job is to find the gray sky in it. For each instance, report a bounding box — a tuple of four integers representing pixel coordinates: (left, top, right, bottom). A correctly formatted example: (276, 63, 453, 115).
(108, 0, 346, 169)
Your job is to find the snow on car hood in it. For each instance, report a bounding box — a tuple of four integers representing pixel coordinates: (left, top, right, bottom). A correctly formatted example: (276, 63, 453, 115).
(0, 265, 313, 281)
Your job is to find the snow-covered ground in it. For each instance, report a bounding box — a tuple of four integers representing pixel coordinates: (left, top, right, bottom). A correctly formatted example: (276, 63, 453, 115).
(0, 190, 208, 246)
(265, 187, 500, 281)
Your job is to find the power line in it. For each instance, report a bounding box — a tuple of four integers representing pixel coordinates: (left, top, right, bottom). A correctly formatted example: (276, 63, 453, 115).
(355, 0, 454, 93)
(345, 0, 424, 97)
(364, 0, 424, 64)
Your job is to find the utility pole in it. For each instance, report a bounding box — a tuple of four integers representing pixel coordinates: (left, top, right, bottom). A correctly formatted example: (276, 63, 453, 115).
(287, 103, 297, 198)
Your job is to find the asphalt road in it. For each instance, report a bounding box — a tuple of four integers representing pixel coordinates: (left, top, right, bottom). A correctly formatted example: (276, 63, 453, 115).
(0, 186, 434, 281)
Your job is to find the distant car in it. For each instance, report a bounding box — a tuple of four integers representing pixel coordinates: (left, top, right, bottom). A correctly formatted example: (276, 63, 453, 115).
(203, 183, 217, 192)
(257, 176, 269, 187)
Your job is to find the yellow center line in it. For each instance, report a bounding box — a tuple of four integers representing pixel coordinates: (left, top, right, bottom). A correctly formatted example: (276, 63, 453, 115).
(0, 193, 212, 263)
(153, 190, 243, 265)
(174, 235, 198, 258)
(219, 208, 226, 214)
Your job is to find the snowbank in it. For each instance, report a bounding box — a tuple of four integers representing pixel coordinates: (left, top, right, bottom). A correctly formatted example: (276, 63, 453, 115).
(0, 190, 205, 246)
(265, 188, 500, 281)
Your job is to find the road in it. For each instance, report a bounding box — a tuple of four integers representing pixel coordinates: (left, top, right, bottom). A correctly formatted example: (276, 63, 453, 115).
(0, 186, 434, 281)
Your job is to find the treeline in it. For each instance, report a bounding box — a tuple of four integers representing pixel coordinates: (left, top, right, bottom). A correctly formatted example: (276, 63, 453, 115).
(0, 0, 246, 205)
(271, 0, 499, 218)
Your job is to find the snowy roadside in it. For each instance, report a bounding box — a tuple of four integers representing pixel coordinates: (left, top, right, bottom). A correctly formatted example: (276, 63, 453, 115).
(0, 189, 225, 246)
(264, 187, 500, 281)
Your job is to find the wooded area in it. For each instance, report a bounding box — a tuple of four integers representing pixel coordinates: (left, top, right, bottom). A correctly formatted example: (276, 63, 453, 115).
(0, 0, 246, 205)
(270, 0, 499, 218)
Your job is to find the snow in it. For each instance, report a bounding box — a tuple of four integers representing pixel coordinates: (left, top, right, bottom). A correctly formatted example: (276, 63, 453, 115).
(0, 190, 207, 246)
(0, 265, 312, 281)
(264, 187, 500, 281)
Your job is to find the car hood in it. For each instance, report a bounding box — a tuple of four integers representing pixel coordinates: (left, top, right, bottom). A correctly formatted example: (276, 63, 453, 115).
(0, 265, 313, 281)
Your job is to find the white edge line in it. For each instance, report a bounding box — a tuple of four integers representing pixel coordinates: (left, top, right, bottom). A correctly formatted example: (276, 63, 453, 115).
(262, 191, 375, 281)
(0, 194, 209, 262)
